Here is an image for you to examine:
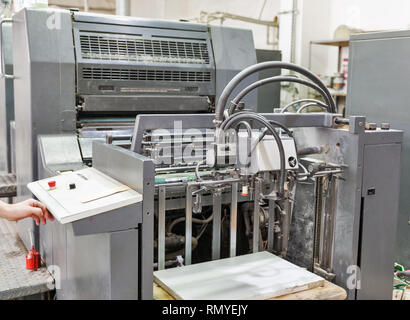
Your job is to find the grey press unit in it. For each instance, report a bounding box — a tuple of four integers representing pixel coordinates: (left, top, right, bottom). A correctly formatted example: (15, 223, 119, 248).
(10, 7, 404, 301)
(12, 7, 258, 252)
(347, 30, 410, 269)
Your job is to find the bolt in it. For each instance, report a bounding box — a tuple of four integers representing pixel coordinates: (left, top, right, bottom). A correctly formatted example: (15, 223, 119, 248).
(368, 123, 377, 131)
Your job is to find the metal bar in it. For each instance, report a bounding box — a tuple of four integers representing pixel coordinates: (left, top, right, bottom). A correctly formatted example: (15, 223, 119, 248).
(297, 169, 344, 179)
(158, 186, 166, 270)
(267, 181, 276, 253)
(321, 176, 338, 271)
(212, 192, 222, 260)
(155, 178, 242, 189)
(230, 183, 238, 257)
(185, 185, 193, 265)
(201, 11, 279, 27)
(313, 176, 324, 269)
(132, 114, 340, 153)
(106, 134, 132, 144)
(84, 0, 89, 11)
(116, 0, 131, 16)
(281, 196, 291, 256)
(253, 179, 261, 253)
(261, 113, 339, 128)
(267, 200, 275, 252)
(155, 165, 208, 173)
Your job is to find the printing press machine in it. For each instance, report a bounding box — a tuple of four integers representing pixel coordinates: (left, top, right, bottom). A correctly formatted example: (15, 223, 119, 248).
(12, 7, 257, 249)
(11, 8, 403, 300)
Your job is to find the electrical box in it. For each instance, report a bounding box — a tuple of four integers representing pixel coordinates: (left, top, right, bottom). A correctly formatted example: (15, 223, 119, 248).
(238, 132, 298, 175)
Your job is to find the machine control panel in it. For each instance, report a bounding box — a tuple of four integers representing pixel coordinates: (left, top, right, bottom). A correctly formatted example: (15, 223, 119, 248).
(28, 168, 142, 224)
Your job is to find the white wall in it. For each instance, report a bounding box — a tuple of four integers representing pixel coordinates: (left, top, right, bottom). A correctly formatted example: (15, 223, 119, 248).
(130, 0, 282, 50)
(128, 0, 410, 78)
(130, 0, 189, 20)
(298, 0, 332, 74)
(304, 0, 410, 77)
(329, 0, 410, 32)
(185, 0, 281, 50)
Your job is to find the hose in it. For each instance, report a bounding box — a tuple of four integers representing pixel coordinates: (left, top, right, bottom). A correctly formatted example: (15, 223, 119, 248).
(195, 160, 206, 182)
(296, 103, 327, 113)
(221, 113, 287, 197)
(281, 98, 328, 113)
(268, 120, 294, 137)
(215, 61, 336, 125)
(228, 76, 333, 115)
(167, 214, 214, 234)
(235, 121, 253, 137)
(250, 119, 295, 155)
(297, 163, 309, 181)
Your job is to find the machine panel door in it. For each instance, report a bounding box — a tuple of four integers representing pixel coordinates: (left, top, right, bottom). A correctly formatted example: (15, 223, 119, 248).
(110, 229, 139, 300)
(358, 143, 401, 300)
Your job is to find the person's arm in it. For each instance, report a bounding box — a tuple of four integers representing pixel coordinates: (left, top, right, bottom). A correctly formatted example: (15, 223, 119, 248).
(0, 199, 54, 226)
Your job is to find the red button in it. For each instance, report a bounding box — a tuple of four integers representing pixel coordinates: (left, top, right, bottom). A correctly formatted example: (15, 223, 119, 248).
(48, 181, 56, 188)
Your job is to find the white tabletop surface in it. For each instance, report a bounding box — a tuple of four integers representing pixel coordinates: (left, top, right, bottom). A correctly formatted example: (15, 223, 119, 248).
(154, 251, 324, 300)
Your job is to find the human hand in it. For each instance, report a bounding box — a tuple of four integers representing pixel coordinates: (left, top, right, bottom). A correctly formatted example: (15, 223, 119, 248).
(4, 199, 54, 226)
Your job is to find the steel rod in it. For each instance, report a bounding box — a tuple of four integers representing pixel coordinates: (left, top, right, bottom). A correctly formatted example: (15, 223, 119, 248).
(253, 179, 261, 253)
(321, 176, 338, 271)
(185, 185, 193, 265)
(158, 186, 166, 270)
(268, 199, 275, 252)
(212, 192, 222, 260)
(230, 183, 238, 257)
(155, 178, 242, 189)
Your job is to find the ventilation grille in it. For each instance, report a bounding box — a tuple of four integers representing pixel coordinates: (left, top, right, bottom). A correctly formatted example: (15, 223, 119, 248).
(82, 68, 212, 83)
(80, 34, 210, 65)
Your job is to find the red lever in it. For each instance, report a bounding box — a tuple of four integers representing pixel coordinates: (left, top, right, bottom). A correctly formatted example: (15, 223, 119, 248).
(26, 230, 41, 271)
(26, 246, 41, 271)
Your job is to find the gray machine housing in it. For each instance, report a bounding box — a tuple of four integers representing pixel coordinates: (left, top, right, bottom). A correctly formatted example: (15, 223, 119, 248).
(12, 8, 257, 249)
(347, 30, 410, 268)
(291, 122, 402, 300)
(36, 112, 402, 300)
(130, 113, 402, 300)
(13, 7, 403, 301)
(38, 139, 155, 299)
(0, 22, 14, 174)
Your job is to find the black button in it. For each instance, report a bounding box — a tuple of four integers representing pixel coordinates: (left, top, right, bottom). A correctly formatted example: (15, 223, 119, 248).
(367, 188, 376, 196)
(69, 183, 76, 190)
